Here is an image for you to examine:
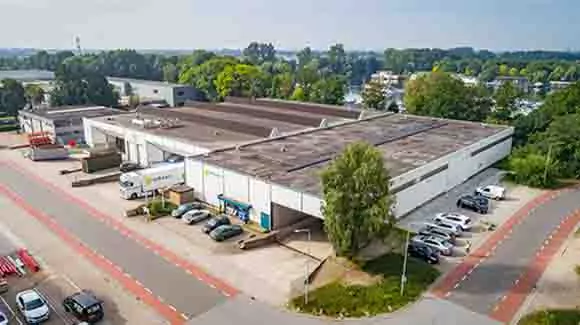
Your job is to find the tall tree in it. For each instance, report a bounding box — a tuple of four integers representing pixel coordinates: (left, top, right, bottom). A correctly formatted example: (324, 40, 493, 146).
(489, 81, 522, 124)
(0, 79, 26, 116)
(321, 142, 395, 257)
(215, 64, 265, 100)
(178, 56, 238, 101)
(24, 84, 45, 107)
(404, 72, 491, 121)
(309, 75, 347, 105)
(162, 63, 178, 82)
(361, 79, 386, 110)
(50, 62, 118, 107)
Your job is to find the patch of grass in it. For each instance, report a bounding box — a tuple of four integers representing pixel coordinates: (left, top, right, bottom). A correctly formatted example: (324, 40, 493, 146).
(0, 124, 18, 132)
(146, 199, 177, 217)
(518, 309, 580, 325)
(289, 253, 440, 318)
(574, 265, 580, 277)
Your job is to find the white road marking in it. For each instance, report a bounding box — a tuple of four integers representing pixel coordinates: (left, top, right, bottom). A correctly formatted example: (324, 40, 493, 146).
(185, 269, 193, 275)
(222, 291, 231, 297)
(144, 288, 153, 294)
(135, 280, 143, 287)
(124, 272, 132, 279)
(181, 313, 189, 320)
(514, 278, 520, 285)
(444, 292, 451, 298)
(169, 305, 177, 312)
(461, 275, 467, 282)
(208, 283, 216, 289)
(0, 295, 23, 325)
(453, 283, 460, 289)
(37, 287, 75, 324)
(61, 274, 82, 291)
(157, 296, 165, 303)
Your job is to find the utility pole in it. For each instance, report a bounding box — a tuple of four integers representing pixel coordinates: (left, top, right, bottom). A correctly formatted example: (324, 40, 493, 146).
(294, 228, 311, 305)
(543, 143, 553, 185)
(400, 230, 410, 296)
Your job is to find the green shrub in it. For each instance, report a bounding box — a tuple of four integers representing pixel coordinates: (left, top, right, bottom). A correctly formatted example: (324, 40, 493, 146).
(146, 199, 176, 217)
(0, 124, 18, 132)
(289, 253, 439, 317)
(518, 309, 580, 325)
(574, 265, 580, 277)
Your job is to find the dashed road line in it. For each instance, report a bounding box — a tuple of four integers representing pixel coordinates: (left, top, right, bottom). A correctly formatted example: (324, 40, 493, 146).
(181, 313, 189, 320)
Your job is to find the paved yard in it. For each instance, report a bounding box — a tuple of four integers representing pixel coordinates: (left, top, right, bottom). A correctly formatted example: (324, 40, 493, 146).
(0, 147, 317, 305)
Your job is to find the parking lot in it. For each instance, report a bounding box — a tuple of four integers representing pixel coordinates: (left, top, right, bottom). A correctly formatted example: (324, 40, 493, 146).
(398, 168, 545, 271)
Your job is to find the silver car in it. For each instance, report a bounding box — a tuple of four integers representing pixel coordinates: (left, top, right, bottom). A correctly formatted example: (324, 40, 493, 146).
(418, 226, 456, 244)
(182, 209, 212, 225)
(423, 221, 462, 237)
(411, 235, 453, 256)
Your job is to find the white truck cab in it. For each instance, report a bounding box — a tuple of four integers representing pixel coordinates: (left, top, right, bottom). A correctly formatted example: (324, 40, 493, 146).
(120, 162, 184, 200)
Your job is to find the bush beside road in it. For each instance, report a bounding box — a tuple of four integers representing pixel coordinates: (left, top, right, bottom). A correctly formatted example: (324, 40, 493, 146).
(290, 253, 439, 317)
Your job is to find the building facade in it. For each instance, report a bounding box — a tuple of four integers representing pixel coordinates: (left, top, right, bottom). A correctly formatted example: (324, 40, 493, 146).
(107, 77, 200, 107)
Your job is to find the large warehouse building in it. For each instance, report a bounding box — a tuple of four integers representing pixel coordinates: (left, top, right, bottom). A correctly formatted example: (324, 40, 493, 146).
(83, 99, 361, 167)
(82, 97, 513, 231)
(185, 112, 513, 231)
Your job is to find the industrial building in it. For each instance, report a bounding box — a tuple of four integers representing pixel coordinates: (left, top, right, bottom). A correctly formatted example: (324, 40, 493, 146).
(83, 98, 360, 167)
(83, 98, 513, 231)
(107, 77, 200, 107)
(19, 105, 122, 145)
(185, 112, 513, 231)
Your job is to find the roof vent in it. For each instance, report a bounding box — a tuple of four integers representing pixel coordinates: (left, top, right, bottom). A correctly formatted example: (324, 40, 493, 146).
(214, 130, 221, 136)
(280, 145, 287, 152)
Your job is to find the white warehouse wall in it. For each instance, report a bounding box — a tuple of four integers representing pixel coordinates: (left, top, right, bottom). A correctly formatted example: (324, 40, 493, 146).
(84, 118, 210, 166)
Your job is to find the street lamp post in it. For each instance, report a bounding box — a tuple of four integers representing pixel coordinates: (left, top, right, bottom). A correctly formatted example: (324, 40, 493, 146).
(400, 229, 410, 296)
(294, 228, 311, 305)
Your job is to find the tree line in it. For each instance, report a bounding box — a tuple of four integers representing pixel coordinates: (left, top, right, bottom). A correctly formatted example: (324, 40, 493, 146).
(400, 71, 580, 187)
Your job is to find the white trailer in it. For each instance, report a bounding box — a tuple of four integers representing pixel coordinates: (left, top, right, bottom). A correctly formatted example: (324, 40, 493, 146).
(119, 162, 184, 200)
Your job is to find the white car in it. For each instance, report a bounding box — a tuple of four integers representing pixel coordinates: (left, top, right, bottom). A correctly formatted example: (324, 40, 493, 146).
(423, 221, 462, 236)
(16, 289, 50, 323)
(0, 310, 7, 325)
(411, 235, 453, 256)
(475, 185, 506, 200)
(434, 212, 473, 231)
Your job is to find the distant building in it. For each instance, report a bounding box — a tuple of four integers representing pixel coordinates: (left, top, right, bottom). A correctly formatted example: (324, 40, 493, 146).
(549, 80, 575, 92)
(370, 71, 406, 89)
(453, 74, 479, 87)
(18, 105, 122, 145)
(492, 76, 531, 93)
(0, 70, 54, 81)
(107, 77, 200, 107)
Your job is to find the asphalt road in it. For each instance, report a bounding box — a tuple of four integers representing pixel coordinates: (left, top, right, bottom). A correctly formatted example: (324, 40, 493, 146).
(0, 164, 226, 319)
(446, 188, 580, 314)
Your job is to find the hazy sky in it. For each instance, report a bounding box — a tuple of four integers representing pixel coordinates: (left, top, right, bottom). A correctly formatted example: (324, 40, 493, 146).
(1, 0, 578, 51)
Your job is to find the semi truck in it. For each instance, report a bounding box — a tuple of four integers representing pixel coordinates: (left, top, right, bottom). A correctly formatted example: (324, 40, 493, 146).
(119, 162, 185, 200)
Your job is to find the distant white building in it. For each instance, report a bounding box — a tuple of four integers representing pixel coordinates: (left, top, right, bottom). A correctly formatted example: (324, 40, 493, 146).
(453, 74, 479, 87)
(369, 70, 406, 89)
(107, 77, 200, 107)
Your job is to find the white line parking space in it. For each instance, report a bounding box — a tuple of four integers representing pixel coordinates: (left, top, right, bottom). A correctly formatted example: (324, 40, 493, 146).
(0, 294, 24, 325)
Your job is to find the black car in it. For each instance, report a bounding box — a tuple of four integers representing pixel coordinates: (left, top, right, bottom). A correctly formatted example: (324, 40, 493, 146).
(62, 290, 104, 323)
(165, 154, 184, 163)
(119, 161, 140, 173)
(457, 194, 489, 214)
(202, 215, 231, 234)
(408, 243, 440, 264)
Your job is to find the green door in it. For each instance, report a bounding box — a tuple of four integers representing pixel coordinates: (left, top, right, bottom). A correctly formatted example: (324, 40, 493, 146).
(260, 212, 271, 232)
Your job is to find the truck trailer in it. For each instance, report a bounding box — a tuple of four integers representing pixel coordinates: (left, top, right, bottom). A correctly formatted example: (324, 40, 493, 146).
(119, 162, 184, 200)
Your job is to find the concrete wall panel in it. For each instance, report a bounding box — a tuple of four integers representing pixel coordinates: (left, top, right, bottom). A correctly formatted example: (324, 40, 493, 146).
(249, 179, 271, 222)
(271, 185, 301, 211)
(223, 169, 249, 203)
(302, 193, 323, 218)
(185, 159, 204, 198)
(203, 165, 224, 206)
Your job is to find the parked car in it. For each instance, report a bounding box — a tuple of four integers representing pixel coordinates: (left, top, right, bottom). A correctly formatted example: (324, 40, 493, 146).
(16, 289, 50, 323)
(475, 185, 506, 200)
(119, 161, 140, 173)
(0, 311, 7, 325)
(408, 243, 440, 264)
(62, 290, 104, 323)
(418, 226, 456, 244)
(209, 224, 244, 241)
(202, 215, 231, 234)
(182, 209, 212, 225)
(165, 154, 184, 163)
(434, 212, 473, 231)
(411, 235, 453, 256)
(171, 202, 201, 218)
(423, 221, 462, 237)
(457, 194, 489, 214)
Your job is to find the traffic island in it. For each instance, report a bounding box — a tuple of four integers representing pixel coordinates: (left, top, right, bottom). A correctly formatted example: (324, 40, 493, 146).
(289, 253, 439, 318)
